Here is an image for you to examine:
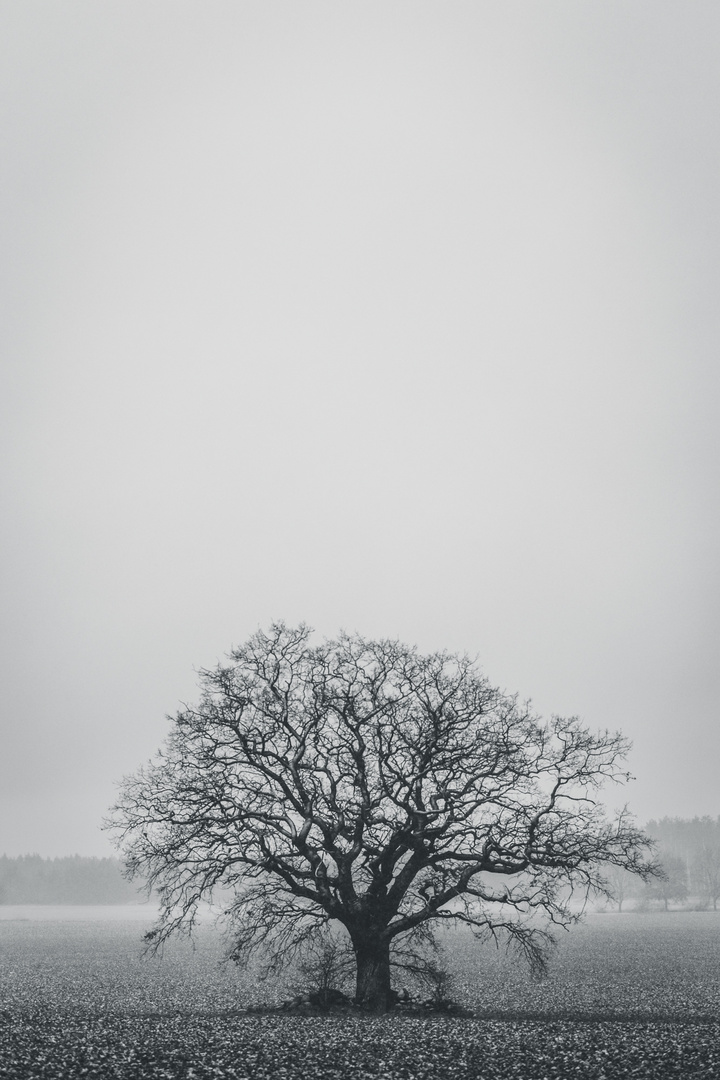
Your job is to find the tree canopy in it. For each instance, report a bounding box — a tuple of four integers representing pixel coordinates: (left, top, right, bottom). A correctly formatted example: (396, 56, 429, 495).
(109, 623, 653, 1010)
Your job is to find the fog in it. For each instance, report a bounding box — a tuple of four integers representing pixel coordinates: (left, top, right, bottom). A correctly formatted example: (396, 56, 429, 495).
(1, 2, 718, 856)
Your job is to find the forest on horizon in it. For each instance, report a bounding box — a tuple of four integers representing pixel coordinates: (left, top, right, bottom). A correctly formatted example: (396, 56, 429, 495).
(1, 817, 718, 907)
(0, 855, 143, 905)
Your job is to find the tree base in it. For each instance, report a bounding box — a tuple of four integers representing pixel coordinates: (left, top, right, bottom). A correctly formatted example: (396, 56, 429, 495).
(246, 990, 473, 1017)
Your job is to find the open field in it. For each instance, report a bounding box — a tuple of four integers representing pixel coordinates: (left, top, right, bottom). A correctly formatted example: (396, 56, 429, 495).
(0, 908, 718, 1078)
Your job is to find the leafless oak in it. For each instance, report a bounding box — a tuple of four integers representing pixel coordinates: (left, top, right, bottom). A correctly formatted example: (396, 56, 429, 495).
(109, 623, 653, 1011)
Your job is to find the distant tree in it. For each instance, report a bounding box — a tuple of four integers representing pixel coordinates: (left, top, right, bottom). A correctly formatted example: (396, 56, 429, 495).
(645, 816, 720, 907)
(695, 842, 720, 911)
(645, 817, 686, 855)
(109, 623, 655, 1012)
(602, 864, 638, 912)
(644, 854, 688, 911)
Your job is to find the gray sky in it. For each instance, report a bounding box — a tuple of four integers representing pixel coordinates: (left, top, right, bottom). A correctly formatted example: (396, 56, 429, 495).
(1, 1, 718, 857)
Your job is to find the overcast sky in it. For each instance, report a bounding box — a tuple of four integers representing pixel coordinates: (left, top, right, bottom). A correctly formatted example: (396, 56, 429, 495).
(1, 1, 718, 857)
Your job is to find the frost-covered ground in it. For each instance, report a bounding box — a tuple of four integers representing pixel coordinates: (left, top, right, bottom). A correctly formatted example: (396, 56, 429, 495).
(0, 908, 718, 1078)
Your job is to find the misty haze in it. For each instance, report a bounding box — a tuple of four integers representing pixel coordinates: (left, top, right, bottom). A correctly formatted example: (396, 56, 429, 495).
(1, 2, 719, 1078)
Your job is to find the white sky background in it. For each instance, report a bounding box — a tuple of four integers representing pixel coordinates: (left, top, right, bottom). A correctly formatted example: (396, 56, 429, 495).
(1, 2, 718, 857)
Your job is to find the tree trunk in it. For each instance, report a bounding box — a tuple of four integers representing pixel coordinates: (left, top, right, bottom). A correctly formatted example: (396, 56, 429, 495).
(353, 935, 392, 1012)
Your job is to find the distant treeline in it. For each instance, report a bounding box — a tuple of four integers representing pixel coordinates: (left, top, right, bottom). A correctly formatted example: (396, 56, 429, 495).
(646, 815, 720, 908)
(4, 817, 719, 908)
(605, 816, 720, 911)
(0, 855, 146, 905)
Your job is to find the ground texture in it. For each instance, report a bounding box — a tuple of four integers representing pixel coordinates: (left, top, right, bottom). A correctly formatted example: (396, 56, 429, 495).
(0, 909, 718, 1078)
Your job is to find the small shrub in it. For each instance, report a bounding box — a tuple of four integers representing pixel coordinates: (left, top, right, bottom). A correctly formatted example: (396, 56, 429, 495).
(294, 926, 353, 1007)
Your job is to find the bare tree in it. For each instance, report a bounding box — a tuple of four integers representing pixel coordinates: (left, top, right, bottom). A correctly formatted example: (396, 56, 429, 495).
(109, 623, 654, 1011)
(695, 842, 720, 911)
(602, 864, 638, 912)
(644, 854, 688, 911)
